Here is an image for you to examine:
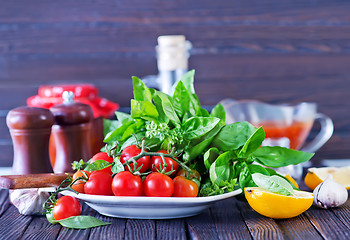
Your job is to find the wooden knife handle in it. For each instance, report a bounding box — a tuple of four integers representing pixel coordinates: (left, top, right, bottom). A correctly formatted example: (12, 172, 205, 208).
(0, 173, 72, 189)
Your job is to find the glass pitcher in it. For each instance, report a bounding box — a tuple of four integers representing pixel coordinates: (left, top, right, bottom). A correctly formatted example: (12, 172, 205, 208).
(220, 99, 334, 182)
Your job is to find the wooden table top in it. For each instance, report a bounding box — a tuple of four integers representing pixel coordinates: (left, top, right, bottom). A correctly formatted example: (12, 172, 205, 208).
(0, 188, 349, 239)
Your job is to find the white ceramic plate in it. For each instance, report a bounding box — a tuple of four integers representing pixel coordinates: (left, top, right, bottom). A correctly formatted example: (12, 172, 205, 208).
(61, 189, 242, 219)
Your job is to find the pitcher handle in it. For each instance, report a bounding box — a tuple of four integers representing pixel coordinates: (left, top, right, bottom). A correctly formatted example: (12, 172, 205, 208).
(301, 113, 334, 153)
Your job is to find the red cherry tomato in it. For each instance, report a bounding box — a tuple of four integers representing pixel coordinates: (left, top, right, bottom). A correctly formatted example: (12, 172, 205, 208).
(112, 171, 143, 196)
(84, 171, 113, 195)
(120, 145, 150, 173)
(144, 172, 174, 197)
(53, 196, 81, 220)
(90, 152, 114, 175)
(172, 176, 199, 197)
(71, 170, 91, 193)
(176, 169, 201, 181)
(151, 150, 179, 175)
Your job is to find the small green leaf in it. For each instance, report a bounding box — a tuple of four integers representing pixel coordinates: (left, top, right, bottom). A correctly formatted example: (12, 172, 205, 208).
(58, 215, 111, 229)
(84, 160, 111, 172)
(211, 122, 257, 151)
(156, 91, 180, 124)
(196, 108, 210, 117)
(172, 81, 190, 119)
(115, 111, 132, 124)
(252, 173, 295, 196)
(130, 99, 159, 122)
(210, 103, 226, 123)
(182, 117, 220, 140)
(103, 119, 121, 136)
(209, 151, 235, 187)
(251, 146, 314, 168)
(204, 147, 220, 170)
(238, 127, 265, 158)
(132, 76, 152, 102)
(111, 158, 124, 174)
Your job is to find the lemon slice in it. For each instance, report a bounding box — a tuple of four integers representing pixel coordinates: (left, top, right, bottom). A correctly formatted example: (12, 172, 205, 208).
(244, 187, 313, 219)
(304, 166, 350, 190)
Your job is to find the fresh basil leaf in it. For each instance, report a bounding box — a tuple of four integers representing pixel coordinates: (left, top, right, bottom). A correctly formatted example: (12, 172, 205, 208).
(251, 146, 314, 168)
(204, 147, 220, 170)
(155, 91, 180, 124)
(111, 158, 124, 174)
(265, 168, 299, 190)
(172, 81, 190, 120)
(189, 93, 201, 116)
(249, 164, 271, 176)
(211, 122, 257, 151)
(115, 111, 132, 124)
(132, 76, 152, 102)
(179, 69, 196, 94)
(103, 119, 121, 136)
(152, 92, 169, 123)
(196, 108, 210, 117)
(119, 119, 145, 142)
(104, 120, 134, 143)
(84, 160, 111, 172)
(238, 162, 257, 190)
(182, 121, 224, 162)
(252, 173, 295, 196)
(58, 215, 111, 229)
(130, 99, 159, 122)
(182, 117, 220, 140)
(238, 127, 265, 158)
(209, 151, 235, 187)
(210, 103, 226, 124)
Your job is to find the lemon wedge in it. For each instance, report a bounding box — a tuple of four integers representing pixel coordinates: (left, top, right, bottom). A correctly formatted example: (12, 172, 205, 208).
(244, 187, 313, 219)
(304, 166, 350, 190)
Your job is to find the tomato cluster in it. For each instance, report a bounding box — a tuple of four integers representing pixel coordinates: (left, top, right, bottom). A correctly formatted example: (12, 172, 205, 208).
(50, 145, 201, 221)
(71, 146, 200, 198)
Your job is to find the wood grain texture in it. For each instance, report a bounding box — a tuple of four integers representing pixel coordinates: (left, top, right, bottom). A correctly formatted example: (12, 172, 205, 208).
(305, 206, 350, 239)
(275, 214, 322, 240)
(156, 219, 186, 240)
(89, 212, 126, 240)
(125, 219, 155, 240)
(186, 209, 219, 240)
(236, 201, 284, 240)
(210, 198, 252, 240)
(0, 189, 9, 216)
(0, 204, 33, 239)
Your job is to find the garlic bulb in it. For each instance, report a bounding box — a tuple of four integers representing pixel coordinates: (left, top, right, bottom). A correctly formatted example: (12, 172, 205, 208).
(313, 175, 348, 209)
(9, 188, 50, 215)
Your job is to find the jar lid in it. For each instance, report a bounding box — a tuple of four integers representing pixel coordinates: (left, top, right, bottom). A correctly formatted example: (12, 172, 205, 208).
(38, 84, 98, 99)
(6, 107, 55, 129)
(27, 84, 119, 118)
(50, 96, 94, 125)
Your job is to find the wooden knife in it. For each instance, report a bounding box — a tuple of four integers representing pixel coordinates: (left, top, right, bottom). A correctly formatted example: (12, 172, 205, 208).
(0, 173, 72, 189)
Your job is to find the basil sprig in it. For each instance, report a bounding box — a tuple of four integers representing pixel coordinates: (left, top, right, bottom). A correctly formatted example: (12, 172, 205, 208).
(103, 70, 314, 196)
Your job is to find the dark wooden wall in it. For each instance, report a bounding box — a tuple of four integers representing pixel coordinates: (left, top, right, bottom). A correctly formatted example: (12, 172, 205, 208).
(1, 0, 350, 167)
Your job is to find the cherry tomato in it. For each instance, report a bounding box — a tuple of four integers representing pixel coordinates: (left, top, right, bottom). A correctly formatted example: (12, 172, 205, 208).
(172, 176, 199, 197)
(71, 170, 91, 193)
(112, 171, 143, 196)
(90, 152, 114, 175)
(84, 171, 113, 195)
(120, 145, 150, 173)
(177, 169, 201, 181)
(144, 172, 174, 197)
(151, 150, 179, 175)
(53, 196, 81, 220)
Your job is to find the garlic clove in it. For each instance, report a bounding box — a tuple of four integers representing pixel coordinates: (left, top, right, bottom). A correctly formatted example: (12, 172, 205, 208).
(313, 175, 348, 209)
(9, 188, 50, 215)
